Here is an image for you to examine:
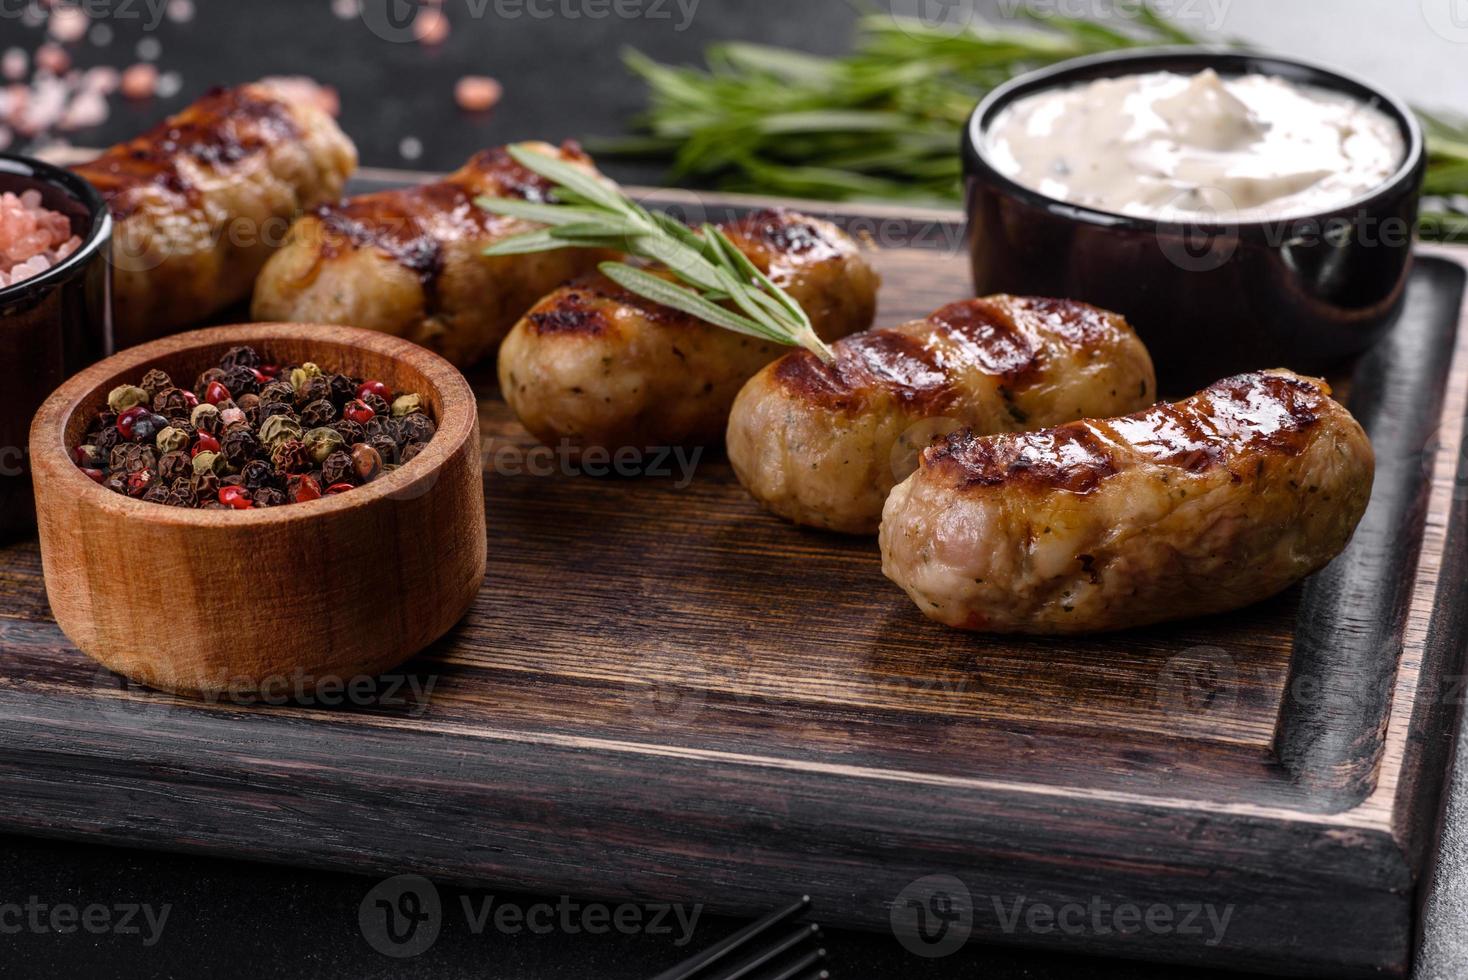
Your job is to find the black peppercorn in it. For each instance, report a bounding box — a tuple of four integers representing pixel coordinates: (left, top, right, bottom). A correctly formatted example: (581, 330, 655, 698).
(401, 441, 428, 464)
(110, 443, 158, 474)
(141, 481, 170, 504)
(139, 369, 173, 399)
(219, 427, 261, 469)
(164, 485, 197, 508)
(368, 434, 398, 465)
(271, 438, 311, 474)
(398, 413, 436, 444)
(219, 345, 262, 371)
(297, 376, 331, 406)
(300, 398, 337, 427)
(252, 487, 287, 508)
(320, 450, 355, 486)
(157, 450, 191, 483)
(258, 381, 295, 406)
(360, 391, 390, 418)
(327, 373, 356, 406)
(94, 426, 121, 455)
(192, 471, 221, 499)
(219, 365, 260, 398)
(151, 386, 191, 417)
(256, 401, 295, 425)
(239, 459, 278, 491)
(331, 418, 365, 445)
(363, 416, 399, 443)
(75, 444, 107, 470)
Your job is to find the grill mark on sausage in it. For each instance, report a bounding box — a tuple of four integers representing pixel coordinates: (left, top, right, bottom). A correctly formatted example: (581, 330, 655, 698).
(929, 298, 1039, 379)
(774, 329, 953, 413)
(723, 208, 843, 272)
(927, 371, 1331, 493)
(312, 142, 590, 284)
(527, 288, 612, 337)
(73, 84, 300, 220)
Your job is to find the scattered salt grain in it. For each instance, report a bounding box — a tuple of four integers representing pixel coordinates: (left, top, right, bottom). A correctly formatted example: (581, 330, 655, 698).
(399, 136, 422, 161)
(156, 70, 182, 99)
(48, 6, 90, 44)
(83, 65, 119, 94)
(0, 190, 82, 290)
(166, 0, 195, 23)
(136, 37, 161, 62)
(2, 49, 27, 82)
(59, 88, 107, 130)
(331, 0, 361, 18)
(120, 63, 158, 100)
(34, 43, 70, 77)
(414, 9, 449, 45)
(454, 75, 502, 113)
(89, 23, 113, 47)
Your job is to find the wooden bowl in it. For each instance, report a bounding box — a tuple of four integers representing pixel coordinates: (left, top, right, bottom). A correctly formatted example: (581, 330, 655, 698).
(28, 323, 486, 697)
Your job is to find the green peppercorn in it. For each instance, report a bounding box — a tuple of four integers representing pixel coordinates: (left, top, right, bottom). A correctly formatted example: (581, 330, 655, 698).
(191, 403, 221, 431)
(290, 362, 323, 393)
(155, 426, 190, 454)
(391, 393, 423, 418)
(303, 426, 345, 464)
(258, 414, 303, 448)
(107, 384, 150, 413)
(192, 451, 221, 477)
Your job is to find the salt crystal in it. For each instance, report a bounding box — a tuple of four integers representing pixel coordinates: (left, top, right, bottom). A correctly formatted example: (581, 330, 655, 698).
(136, 37, 161, 62)
(83, 65, 119, 94)
(0, 189, 81, 289)
(455, 75, 502, 113)
(120, 63, 158, 100)
(414, 9, 449, 45)
(48, 6, 90, 43)
(60, 89, 108, 131)
(331, 0, 360, 18)
(2, 49, 27, 82)
(399, 136, 422, 161)
(90, 23, 113, 47)
(166, 0, 194, 23)
(156, 71, 182, 99)
(34, 43, 70, 77)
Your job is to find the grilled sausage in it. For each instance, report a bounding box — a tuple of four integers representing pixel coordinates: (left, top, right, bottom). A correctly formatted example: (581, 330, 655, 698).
(880, 370, 1374, 633)
(252, 142, 610, 367)
(497, 208, 879, 450)
(727, 296, 1156, 534)
(73, 80, 356, 349)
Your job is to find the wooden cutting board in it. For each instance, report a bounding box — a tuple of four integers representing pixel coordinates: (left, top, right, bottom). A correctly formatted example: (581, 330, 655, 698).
(2, 175, 1466, 978)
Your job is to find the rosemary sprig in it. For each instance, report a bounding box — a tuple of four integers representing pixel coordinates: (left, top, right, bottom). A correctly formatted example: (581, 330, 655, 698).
(477, 145, 833, 361)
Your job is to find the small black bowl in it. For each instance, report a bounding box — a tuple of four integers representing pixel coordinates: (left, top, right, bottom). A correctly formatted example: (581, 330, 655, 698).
(0, 153, 112, 538)
(962, 47, 1426, 394)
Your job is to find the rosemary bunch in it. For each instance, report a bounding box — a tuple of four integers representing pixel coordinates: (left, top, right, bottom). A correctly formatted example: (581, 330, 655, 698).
(602, 9, 1468, 242)
(477, 145, 833, 360)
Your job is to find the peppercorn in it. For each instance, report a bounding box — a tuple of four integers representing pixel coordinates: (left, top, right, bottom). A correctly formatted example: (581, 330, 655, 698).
(391, 394, 423, 418)
(287, 474, 322, 503)
(103, 471, 128, 495)
(191, 470, 221, 499)
(157, 450, 191, 483)
(363, 416, 399, 443)
(301, 398, 337, 427)
(401, 441, 428, 464)
(343, 399, 375, 425)
(258, 381, 295, 406)
(360, 392, 390, 419)
(259, 414, 303, 448)
(325, 482, 354, 495)
(218, 486, 252, 510)
(320, 450, 355, 487)
(139, 369, 173, 399)
(357, 379, 390, 402)
(398, 413, 436, 444)
(252, 487, 288, 508)
(290, 362, 323, 393)
(219, 427, 261, 469)
(155, 426, 190, 454)
(303, 426, 345, 464)
(110, 443, 158, 474)
(218, 406, 248, 430)
(331, 418, 365, 445)
(219, 365, 261, 398)
(237, 393, 261, 413)
(219, 345, 261, 371)
(351, 443, 383, 483)
(194, 368, 226, 401)
(164, 485, 197, 508)
(81, 467, 104, 483)
(152, 386, 193, 417)
(271, 438, 312, 474)
(107, 384, 150, 413)
(192, 451, 221, 477)
(239, 459, 279, 491)
(190, 403, 223, 435)
(74, 444, 106, 469)
(297, 375, 331, 407)
(130, 412, 168, 444)
(204, 379, 232, 406)
(94, 426, 121, 454)
(367, 434, 398, 465)
(141, 481, 170, 504)
(125, 470, 154, 498)
(256, 401, 295, 425)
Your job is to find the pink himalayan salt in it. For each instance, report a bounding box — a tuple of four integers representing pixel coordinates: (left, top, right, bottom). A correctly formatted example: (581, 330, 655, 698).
(120, 62, 157, 100)
(0, 189, 81, 289)
(455, 75, 502, 113)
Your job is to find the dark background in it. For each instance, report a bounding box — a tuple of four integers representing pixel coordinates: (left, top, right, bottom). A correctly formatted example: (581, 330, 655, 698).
(3, 1, 1467, 978)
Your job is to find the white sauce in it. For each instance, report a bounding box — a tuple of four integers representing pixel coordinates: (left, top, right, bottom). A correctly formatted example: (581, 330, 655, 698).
(985, 69, 1406, 220)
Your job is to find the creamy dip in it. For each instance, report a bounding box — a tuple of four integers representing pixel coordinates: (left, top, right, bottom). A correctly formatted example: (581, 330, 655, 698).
(985, 69, 1406, 220)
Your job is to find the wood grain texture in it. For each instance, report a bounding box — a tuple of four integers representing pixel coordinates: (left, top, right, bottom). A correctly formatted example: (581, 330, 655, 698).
(0, 181, 1465, 978)
(26, 322, 486, 695)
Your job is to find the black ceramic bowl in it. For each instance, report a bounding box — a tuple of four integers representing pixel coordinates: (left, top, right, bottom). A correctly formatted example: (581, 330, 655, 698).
(963, 48, 1426, 394)
(0, 154, 112, 538)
